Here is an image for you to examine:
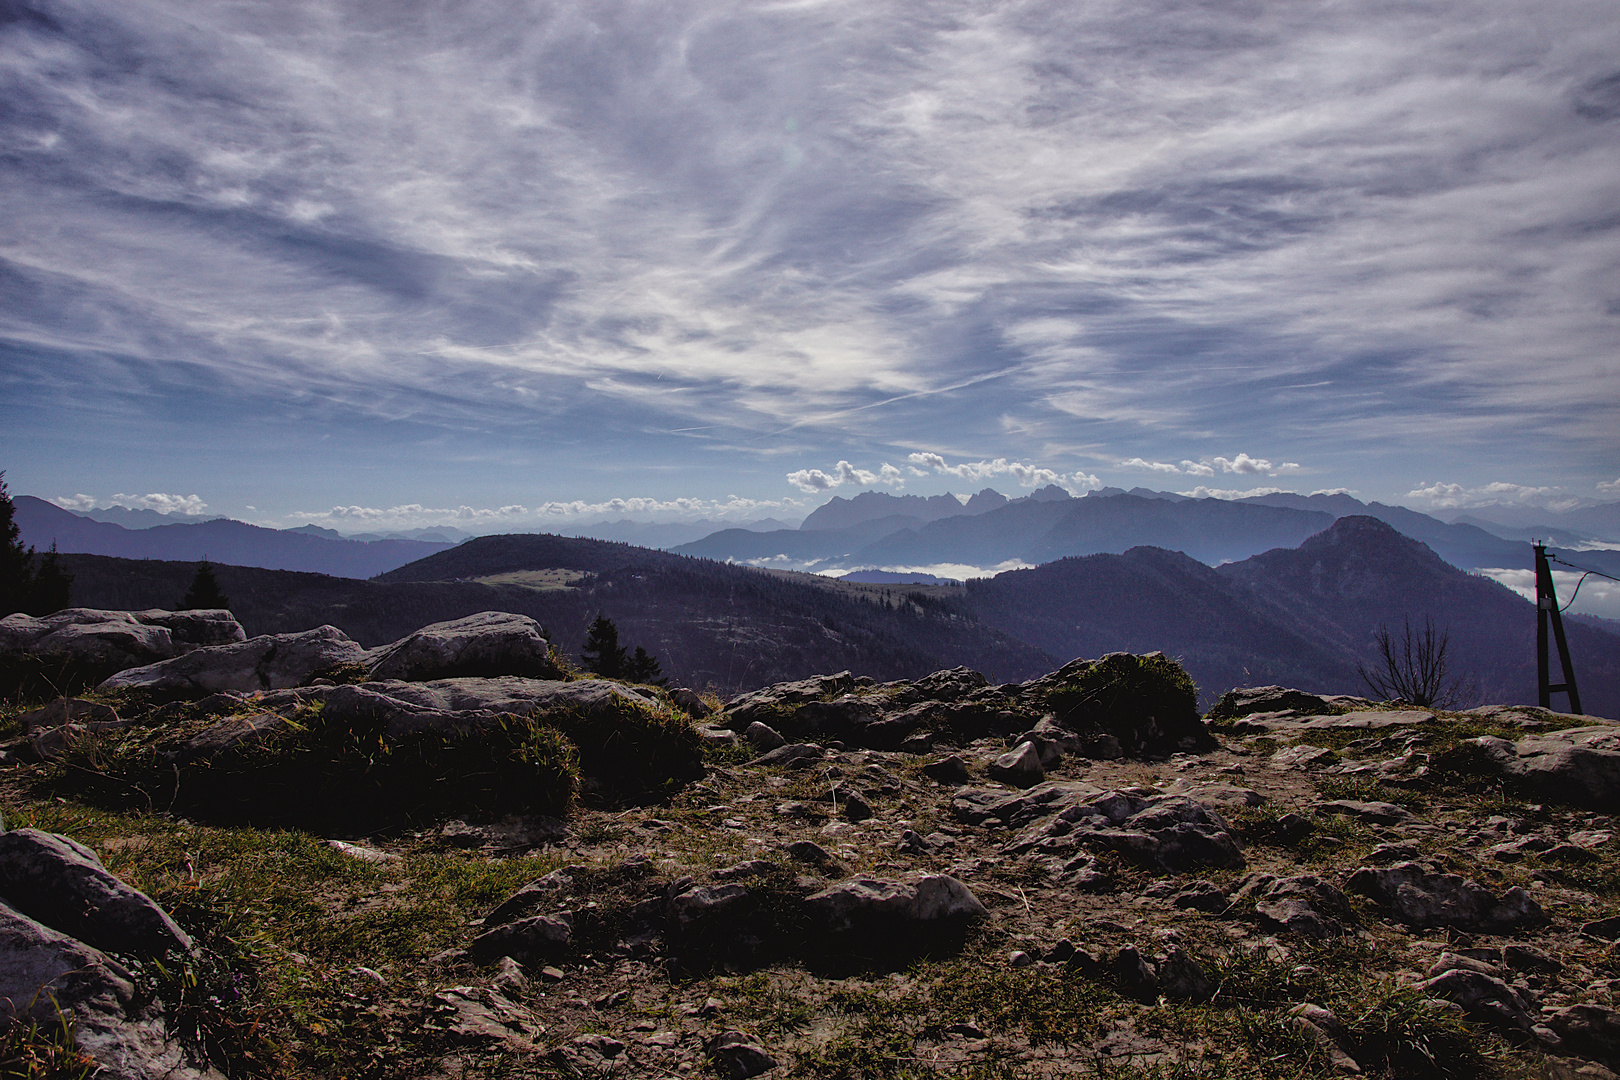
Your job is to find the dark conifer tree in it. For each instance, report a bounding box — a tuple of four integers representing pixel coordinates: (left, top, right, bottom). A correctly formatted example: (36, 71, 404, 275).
(624, 645, 666, 687)
(180, 560, 231, 610)
(26, 543, 72, 615)
(581, 614, 627, 678)
(0, 472, 39, 617)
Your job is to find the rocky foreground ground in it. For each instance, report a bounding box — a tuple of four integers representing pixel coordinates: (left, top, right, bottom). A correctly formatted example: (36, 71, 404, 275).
(0, 607, 1618, 1079)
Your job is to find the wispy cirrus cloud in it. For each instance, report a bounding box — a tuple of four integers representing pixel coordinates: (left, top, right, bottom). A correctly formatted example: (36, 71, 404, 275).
(1, 0, 1615, 514)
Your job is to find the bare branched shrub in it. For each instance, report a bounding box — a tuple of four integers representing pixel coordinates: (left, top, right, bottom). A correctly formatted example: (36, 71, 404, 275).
(1358, 616, 1475, 709)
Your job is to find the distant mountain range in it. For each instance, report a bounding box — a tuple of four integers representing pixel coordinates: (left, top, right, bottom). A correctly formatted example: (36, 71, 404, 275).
(50, 514, 1620, 715)
(71, 505, 225, 528)
(671, 486, 1620, 581)
(1433, 500, 1620, 540)
(555, 517, 798, 549)
(958, 515, 1620, 718)
(13, 497, 455, 579)
(289, 524, 474, 543)
(21, 483, 1620, 601)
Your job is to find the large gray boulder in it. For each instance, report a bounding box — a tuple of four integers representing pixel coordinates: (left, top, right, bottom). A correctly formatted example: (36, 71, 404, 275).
(1345, 862, 1546, 931)
(149, 676, 665, 767)
(98, 625, 368, 699)
(1206, 686, 1342, 720)
(0, 828, 192, 958)
(805, 874, 987, 934)
(1223, 709, 1436, 736)
(365, 612, 560, 682)
(1464, 726, 1620, 810)
(0, 608, 244, 673)
(722, 672, 860, 727)
(0, 901, 213, 1080)
(1205, 685, 1379, 720)
(306, 676, 659, 739)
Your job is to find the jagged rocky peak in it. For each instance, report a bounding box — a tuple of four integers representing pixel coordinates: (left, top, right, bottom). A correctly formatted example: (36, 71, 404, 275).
(798, 490, 974, 532)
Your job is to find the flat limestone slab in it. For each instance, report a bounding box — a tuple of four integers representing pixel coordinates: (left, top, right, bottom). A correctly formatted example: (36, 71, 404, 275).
(1224, 710, 1436, 734)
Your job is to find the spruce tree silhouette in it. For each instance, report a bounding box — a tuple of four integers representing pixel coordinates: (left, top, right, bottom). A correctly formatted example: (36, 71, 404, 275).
(581, 616, 666, 685)
(0, 472, 34, 616)
(624, 645, 666, 687)
(581, 614, 627, 678)
(0, 473, 71, 615)
(29, 544, 72, 615)
(180, 560, 231, 610)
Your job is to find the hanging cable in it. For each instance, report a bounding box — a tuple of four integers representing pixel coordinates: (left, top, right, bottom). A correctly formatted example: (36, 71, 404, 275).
(1545, 553, 1620, 613)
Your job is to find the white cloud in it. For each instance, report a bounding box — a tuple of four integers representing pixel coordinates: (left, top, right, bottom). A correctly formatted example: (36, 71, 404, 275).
(111, 493, 209, 515)
(786, 469, 838, 493)
(1478, 567, 1620, 620)
(1310, 488, 1359, 497)
(1599, 478, 1620, 496)
(786, 460, 905, 493)
(49, 492, 210, 515)
(1211, 454, 1301, 476)
(1172, 454, 1301, 478)
(1071, 471, 1103, 491)
(906, 453, 1080, 489)
(1119, 458, 1181, 474)
(287, 495, 805, 531)
(1405, 480, 1563, 509)
(1175, 485, 1293, 500)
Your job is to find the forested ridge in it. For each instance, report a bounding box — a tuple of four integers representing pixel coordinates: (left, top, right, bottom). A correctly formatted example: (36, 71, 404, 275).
(55, 548, 1056, 692)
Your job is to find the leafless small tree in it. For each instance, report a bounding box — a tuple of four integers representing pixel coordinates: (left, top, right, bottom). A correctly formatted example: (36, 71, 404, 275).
(1358, 616, 1475, 708)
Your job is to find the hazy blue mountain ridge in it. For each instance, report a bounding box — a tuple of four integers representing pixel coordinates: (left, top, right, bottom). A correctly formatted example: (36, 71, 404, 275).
(954, 515, 1620, 717)
(13, 496, 454, 579)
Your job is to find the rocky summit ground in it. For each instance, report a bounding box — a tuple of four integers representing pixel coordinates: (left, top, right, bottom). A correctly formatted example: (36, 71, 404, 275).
(1, 609, 1618, 1080)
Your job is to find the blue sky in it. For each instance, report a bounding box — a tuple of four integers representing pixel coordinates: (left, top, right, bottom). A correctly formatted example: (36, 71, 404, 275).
(2, 0, 1617, 533)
